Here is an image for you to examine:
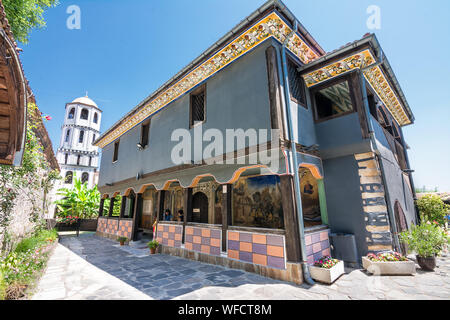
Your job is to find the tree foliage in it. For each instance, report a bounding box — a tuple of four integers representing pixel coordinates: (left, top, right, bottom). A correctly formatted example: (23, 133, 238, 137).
(55, 176, 100, 219)
(416, 194, 450, 227)
(3, 0, 59, 44)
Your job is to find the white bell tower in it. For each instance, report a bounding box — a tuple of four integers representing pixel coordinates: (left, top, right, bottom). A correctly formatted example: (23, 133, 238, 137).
(55, 95, 102, 190)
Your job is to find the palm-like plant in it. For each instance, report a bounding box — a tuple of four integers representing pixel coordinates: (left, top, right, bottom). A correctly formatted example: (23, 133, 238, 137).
(55, 177, 100, 219)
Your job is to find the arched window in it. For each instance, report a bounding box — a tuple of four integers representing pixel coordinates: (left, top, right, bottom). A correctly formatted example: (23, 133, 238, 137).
(93, 112, 98, 124)
(68, 108, 75, 119)
(65, 171, 73, 184)
(81, 172, 89, 184)
(79, 130, 85, 143)
(80, 108, 89, 120)
(65, 129, 70, 142)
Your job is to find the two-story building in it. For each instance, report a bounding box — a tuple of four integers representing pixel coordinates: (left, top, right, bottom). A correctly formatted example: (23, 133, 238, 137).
(93, 0, 416, 284)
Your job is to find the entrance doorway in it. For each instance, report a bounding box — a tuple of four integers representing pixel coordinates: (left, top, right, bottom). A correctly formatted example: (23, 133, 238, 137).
(192, 192, 208, 223)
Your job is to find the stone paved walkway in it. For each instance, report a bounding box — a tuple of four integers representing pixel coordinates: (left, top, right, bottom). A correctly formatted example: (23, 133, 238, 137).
(32, 233, 450, 300)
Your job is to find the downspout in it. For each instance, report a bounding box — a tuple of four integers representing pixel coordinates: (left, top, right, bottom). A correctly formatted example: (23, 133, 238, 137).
(360, 55, 401, 252)
(279, 22, 315, 285)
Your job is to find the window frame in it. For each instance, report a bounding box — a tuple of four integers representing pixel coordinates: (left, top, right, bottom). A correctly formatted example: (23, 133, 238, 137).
(78, 130, 85, 143)
(93, 112, 98, 124)
(140, 119, 151, 149)
(310, 75, 357, 123)
(80, 108, 89, 120)
(287, 57, 307, 108)
(189, 84, 207, 129)
(113, 140, 120, 163)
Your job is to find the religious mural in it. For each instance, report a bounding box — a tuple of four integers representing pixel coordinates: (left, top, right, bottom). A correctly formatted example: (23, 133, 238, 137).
(299, 168, 322, 227)
(232, 175, 284, 229)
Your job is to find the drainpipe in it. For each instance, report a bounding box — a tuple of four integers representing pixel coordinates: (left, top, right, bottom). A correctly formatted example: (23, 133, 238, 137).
(279, 22, 315, 285)
(359, 56, 401, 252)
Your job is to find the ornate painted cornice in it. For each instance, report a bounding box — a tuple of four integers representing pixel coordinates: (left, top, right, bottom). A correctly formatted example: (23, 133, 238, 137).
(94, 11, 320, 149)
(302, 49, 411, 126)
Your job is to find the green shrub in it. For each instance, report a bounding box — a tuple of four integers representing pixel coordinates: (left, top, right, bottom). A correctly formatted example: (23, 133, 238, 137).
(0, 270, 6, 300)
(15, 229, 57, 253)
(416, 194, 450, 226)
(399, 221, 449, 257)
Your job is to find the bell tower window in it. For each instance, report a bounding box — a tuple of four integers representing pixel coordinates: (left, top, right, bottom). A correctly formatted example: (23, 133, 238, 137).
(80, 108, 89, 120)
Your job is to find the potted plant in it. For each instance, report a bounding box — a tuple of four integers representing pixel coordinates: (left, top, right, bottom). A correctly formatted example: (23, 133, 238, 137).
(147, 240, 159, 254)
(362, 251, 415, 275)
(399, 221, 449, 271)
(117, 237, 128, 246)
(309, 256, 345, 284)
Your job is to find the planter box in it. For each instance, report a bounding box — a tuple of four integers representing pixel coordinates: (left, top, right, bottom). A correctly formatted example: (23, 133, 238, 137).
(362, 257, 416, 275)
(310, 261, 345, 284)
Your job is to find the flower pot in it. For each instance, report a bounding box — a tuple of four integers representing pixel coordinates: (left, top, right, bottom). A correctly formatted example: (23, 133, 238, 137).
(416, 255, 436, 271)
(120, 241, 125, 246)
(150, 247, 156, 254)
(362, 257, 416, 275)
(310, 261, 345, 284)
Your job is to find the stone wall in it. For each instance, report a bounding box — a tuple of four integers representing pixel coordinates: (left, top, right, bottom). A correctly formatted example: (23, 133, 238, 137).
(354, 152, 393, 252)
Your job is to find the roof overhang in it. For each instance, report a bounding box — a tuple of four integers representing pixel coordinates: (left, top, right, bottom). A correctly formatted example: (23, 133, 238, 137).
(299, 34, 414, 126)
(94, 0, 325, 149)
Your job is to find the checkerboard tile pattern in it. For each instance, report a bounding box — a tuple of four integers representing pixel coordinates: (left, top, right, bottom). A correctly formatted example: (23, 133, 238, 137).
(184, 226, 221, 256)
(117, 220, 133, 239)
(305, 229, 331, 265)
(227, 231, 286, 270)
(96, 217, 133, 239)
(156, 223, 183, 248)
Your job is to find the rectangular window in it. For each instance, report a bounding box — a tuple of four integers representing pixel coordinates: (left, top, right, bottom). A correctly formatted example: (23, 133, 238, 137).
(313, 80, 354, 122)
(288, 58, 307, 107)
(79, 130, 85, 143)
(113, 140, 119, 162)
(190, 85, 206, 128)
(140, 119, 150, 148)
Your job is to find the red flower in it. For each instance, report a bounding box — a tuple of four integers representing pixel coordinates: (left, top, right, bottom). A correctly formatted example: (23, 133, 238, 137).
(45, 116, 52, 121)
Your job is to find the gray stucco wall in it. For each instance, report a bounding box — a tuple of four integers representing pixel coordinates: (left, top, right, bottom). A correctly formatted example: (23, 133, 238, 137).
(315, 113, 371, 160)
(322, 155, 369, 257)
(99, 40, 274, 187)
(371, 117, 417, 229)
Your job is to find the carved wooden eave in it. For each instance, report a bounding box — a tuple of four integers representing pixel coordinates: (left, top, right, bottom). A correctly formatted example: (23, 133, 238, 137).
(299, 35, 414, 127)
(0, 11, 27, 166)
(94, 9, 323, 149)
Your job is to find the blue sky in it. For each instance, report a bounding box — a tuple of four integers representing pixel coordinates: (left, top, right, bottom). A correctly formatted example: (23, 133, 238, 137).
(19, 0, 450, 191)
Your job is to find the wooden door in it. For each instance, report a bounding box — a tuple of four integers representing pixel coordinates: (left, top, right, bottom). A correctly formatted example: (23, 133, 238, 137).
(192, 192, 208, 223)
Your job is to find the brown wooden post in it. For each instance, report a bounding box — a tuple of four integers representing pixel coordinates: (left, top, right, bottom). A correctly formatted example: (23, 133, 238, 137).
(131, 194, 143, 241)
(98, 198, 105, 217)
(155, 190, 165, 239)
(221, 184, 232, 252)
(280, 175, 302, 262)
(119, 196, 127, 218)
(183, 188, 193, 243)
(108, 197, 115, 217)
(265, 45, 285, 140)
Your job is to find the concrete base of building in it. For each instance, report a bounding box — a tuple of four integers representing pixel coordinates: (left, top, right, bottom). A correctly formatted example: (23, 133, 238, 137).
(160, 244, 304, 285)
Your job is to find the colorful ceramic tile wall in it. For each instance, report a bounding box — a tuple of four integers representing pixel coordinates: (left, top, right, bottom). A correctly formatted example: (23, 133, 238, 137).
(96, 217, 133, 239)
(184, 226, 222, 256)
(156, 223, 183, 248)
(227, 230, 286, 270)
(305, 229, 331, 265)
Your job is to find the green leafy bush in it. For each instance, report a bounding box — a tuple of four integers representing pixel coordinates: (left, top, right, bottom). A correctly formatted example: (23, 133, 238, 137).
(15, 229, 57, 253)
(399, 221, 449, 257)
(416, 194, 450, 226)
(0, 270, 6, 300)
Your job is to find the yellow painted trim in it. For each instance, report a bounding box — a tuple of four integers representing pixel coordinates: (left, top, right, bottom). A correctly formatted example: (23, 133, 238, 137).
(303, 49, 411, 126)
(95, 11, 320, 149)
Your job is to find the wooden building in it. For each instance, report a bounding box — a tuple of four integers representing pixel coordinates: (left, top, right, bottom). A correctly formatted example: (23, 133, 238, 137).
(0, 1, 27, 166)
(93, 0, 416, 284)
